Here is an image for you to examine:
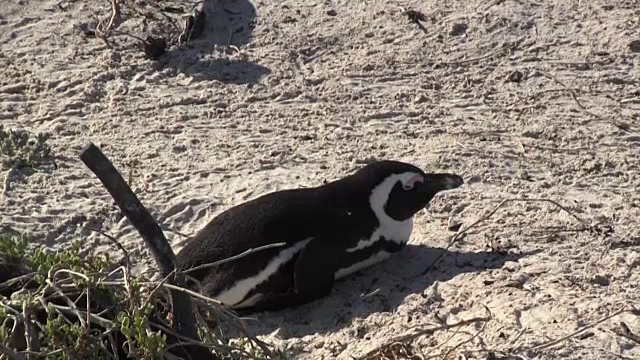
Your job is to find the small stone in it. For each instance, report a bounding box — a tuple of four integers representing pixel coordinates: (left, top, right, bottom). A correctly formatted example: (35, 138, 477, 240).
(577, 331, 595, 340)
(422, 281, 443, 302)
(413, 94, 428, 104)
(143, 36, 167, 60)
(591, 275, 610, 286)
(450, 22, 468, 36)
(508, 70, 524, 83)
(466, 175, 481, 184)
(629, 40, 640, 53)
(326, 9, 337, 16)
(77, 22, 95, 37)
(448, 222, 462, 232)
(172, 144, 187, 153)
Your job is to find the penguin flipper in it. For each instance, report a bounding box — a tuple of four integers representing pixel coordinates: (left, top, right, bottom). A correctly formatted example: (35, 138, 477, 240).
(292, 237, 341, 300)
(240, 238, 341, 312)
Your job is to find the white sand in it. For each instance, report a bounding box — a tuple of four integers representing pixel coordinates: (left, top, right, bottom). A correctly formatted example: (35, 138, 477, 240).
(1, 0, 640, 359)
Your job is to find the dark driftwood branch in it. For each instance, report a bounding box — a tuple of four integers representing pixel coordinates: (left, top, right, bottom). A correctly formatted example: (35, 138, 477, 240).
(79, 143, 216, 360)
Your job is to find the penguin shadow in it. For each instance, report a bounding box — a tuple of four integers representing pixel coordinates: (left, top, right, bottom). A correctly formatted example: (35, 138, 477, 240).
(231, 244, 540, 339)
(159, 0, 270, 84)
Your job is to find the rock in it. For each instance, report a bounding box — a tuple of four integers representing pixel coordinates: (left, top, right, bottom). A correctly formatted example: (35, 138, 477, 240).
(450, 22, 468, 36)
(508, 70, 524, 83)
(591, 274, 610, 286)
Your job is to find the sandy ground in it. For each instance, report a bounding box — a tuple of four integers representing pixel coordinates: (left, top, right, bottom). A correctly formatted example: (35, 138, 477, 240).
(2, 0, 640, 359)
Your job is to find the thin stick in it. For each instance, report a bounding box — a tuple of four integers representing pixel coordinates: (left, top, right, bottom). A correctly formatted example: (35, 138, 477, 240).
(535, 70, 634, 132)
(611, 322, 640, 345)
(440, 308, 493, 359)
(22, 301, 38, 359)
(78, 142, 216, 360)
(182, 242, 287, 274)
(86, 227, 132, 269)
(358, 316, 491, 359)
(521, 308, 629, 352)
(48, 304, 114, 329)
(43, 279, 87, 328)
(95, 0, 121, 41)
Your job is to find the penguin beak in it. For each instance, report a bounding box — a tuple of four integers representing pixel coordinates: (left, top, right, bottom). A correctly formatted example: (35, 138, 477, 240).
(419, 173, 464, 193)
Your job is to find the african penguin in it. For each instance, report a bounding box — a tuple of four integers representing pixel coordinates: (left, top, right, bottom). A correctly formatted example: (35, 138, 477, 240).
(175, 160, 464, 313)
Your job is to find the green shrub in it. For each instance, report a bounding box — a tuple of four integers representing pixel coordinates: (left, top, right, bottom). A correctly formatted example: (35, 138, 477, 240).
(0, 231, 289, 359)
(0, 125, 52, 171)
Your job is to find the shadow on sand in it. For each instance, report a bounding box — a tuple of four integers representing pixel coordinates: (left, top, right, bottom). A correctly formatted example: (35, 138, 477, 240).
(159, 0, 270, 84)
(224, 244, 539, 339)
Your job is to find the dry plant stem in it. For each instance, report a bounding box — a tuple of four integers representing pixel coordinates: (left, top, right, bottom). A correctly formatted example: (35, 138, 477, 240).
(95, 0, 121, 42)
(150, 321, 266, 360)
(0, 273, 36, 291)
(0, 344, 20, 360)
(438, 35, 527, 66)
(48, 304, 114, 329)
(521, 308, 630, 353)
(439, 47, 507, 66)
(422, 197, 591, 276)
(439, 324, 492, 359)
(535, 70, 634, 132)
(163, 283, 223, 306)
(182, 242, 288, 275)
(78, 143, 216, 360)
(85, 285, 91, 335)
(612, 322, 640, 345)
(79, 144, 177, 276)
(87, 227, 132, 268)
(2, 164, 17, 194)
(358, 316, 491, 359)
(43, 279, 87, 328)
(439, 306, 493, 359)
(144, 270, 176, 307)
(22, 302, 38, 360)
(180, 293, 272, 356)
(430, 324, 463, 357)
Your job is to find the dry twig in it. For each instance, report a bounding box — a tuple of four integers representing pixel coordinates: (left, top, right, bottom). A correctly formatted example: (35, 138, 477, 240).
(181, 242, 288, 275)
(439, 306, 493, 359)
(612, 322, 640, 345)
(358, 313, 492, 360)
(519, 307, 631, 353)
(534, 70, 635, 132)
(95, 0, 122, 43)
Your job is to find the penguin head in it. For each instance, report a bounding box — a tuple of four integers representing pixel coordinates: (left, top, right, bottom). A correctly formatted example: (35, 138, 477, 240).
(356, 160, 464, 222)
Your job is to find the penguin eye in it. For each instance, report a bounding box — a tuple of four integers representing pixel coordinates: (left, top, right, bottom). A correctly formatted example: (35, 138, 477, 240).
(402, 174, 424, 191)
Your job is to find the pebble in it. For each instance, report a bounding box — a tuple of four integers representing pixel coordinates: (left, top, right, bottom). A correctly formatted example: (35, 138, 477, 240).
(450, 22, 468, 36)
(591, 274, 610, 286)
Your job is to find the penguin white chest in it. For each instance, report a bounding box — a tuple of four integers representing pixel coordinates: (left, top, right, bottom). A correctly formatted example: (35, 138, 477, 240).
(334, 218, 414, 279)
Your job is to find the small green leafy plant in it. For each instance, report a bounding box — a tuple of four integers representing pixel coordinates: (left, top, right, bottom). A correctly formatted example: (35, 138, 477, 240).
(0, 230, 291, 359)
(0, 125, 53, 170)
